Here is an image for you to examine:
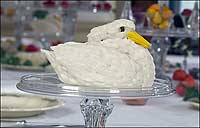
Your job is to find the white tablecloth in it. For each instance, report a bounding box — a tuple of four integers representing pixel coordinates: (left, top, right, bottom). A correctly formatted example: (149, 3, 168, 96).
(1, 68, 199, 127)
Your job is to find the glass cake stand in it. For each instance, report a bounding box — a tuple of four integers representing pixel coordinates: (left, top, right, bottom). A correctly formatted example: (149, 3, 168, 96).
(16, 73, 175, 127)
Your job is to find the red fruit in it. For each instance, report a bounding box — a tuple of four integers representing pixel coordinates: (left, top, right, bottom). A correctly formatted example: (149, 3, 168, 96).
(182, 74, 196, 88)
(25, 45, 40, 52)
(176, 83, 185, 96)
(61, 0, 69, 8)
(96, 3, 102, 10)
(182, 9, 192, 16)
(104, 2, 112, 11)
(43, 0, 56, 7)
(172, 69, 187, 81)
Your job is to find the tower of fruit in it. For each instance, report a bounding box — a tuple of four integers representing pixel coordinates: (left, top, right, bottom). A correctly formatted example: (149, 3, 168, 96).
(146, 3, 173, 76)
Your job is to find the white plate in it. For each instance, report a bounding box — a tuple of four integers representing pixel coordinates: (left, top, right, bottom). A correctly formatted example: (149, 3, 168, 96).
(1, 93, 64, 118)
(1, 36, 47, 72)
(189, 102, 200, 110)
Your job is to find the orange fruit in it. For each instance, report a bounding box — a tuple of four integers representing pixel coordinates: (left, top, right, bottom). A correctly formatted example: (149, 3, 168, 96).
(159, 20, 169, 29)
(162, 4, 173, 20)
(152, 12, 162, 24)
(162, 10, 173, 20)
(162, 4, 170, 11)
(147, 8, 157, 17)
(149, 4, 160, 11)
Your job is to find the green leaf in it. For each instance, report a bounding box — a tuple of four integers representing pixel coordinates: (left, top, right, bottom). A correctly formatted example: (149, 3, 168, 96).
(33, 10, 49, 19)
(183, 86, 200, 101)
(6, 56, 20, 65)
(175, 63, 182, 68)
(23, 60, 33, 66)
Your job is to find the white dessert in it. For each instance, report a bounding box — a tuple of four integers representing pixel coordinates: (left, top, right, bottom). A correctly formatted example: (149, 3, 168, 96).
(42, 19, 155, 88)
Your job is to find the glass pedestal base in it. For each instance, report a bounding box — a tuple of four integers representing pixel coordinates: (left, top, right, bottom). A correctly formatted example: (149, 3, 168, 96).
(80, 98, 113, 127)
(150, 36, 171, 75)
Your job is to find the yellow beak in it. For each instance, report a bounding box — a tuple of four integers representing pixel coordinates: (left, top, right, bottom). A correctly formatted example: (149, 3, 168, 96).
(127, 31, 151, 48)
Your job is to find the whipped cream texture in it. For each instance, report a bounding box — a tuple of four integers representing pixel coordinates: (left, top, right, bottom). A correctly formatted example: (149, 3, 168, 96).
(43, 19, 155, 88)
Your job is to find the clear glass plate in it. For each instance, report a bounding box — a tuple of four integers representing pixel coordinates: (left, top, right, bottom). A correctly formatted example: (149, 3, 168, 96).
(16, 73, 175, 98)
(16, 73, 175, 127)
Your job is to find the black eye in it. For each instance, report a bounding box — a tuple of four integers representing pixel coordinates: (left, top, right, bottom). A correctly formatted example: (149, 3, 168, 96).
(120, 26, 125, 32)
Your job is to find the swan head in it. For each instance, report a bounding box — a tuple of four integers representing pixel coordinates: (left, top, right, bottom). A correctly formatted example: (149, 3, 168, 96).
(87, 19, 151, 48)
(87, 19, 135, 42)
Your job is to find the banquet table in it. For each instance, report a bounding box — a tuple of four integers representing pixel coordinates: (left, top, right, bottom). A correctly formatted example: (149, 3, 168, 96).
(1, 56, 199, 127)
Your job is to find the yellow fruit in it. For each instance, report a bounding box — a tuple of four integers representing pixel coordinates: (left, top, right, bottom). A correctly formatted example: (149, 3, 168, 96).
(152, 12, 162, 24)
(149, 4, 160, 11)
(127, 31, 151, 48)
(162, 4, 170, 11)
(162, 4, 173, 20)
(162, 10, 173, 20)
(159, 20, 169, 29)
(147, 8, 156, 17)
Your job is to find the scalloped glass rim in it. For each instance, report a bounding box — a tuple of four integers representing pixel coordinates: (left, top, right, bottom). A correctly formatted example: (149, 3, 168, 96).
(16, 73, 175, 98)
